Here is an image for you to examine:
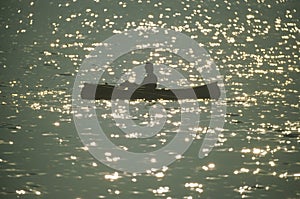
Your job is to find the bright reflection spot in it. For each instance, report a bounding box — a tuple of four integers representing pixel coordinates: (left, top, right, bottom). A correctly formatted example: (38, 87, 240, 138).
(208, 163, 215, 169)
(35, 191, 41, 195)
(269, 161, 276, 167)
(53, 122, 60, 127)
(185, 182, 203, 193)
(16, 190, 26, 195)
(70, 155, 77, 160)
(152, 186, 170, 195)
(104, 172, 121, 181)
(92, 162, 98, 167)
(155, 172, 164, 178)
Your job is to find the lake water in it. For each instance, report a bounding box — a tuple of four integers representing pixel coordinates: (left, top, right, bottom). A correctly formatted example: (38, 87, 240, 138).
(0, 0, 299, 198)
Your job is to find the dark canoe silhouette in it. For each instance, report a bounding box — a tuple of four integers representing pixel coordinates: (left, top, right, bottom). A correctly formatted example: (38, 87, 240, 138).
(81, 82, 220, 100)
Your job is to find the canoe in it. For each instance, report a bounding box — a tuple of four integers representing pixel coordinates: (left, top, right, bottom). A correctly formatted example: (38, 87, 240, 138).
(81, 82, 220, 100)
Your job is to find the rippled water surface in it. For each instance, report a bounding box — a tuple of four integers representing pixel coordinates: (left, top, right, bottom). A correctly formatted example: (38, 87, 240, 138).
(0, 0, 299, 198)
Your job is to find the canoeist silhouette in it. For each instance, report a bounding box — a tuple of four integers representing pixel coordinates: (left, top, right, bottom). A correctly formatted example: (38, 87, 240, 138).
(81, 62, 220, 100)
(140, 62, 158, 90)
(118, 62, 157, 90)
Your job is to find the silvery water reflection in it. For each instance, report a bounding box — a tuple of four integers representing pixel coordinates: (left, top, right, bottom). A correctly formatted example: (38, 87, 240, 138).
(0, 0, 299, 198)
(72, 27, 225, 173)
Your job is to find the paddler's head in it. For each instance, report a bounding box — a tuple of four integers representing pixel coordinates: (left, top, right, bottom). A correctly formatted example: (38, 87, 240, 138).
(145, 62, 154, 73)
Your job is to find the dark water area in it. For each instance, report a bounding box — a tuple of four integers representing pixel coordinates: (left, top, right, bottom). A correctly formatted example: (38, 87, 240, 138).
(0, 0, 299, 198)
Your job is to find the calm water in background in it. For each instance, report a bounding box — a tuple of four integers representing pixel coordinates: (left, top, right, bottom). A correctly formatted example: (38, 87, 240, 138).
(0, 0, 299, 198)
